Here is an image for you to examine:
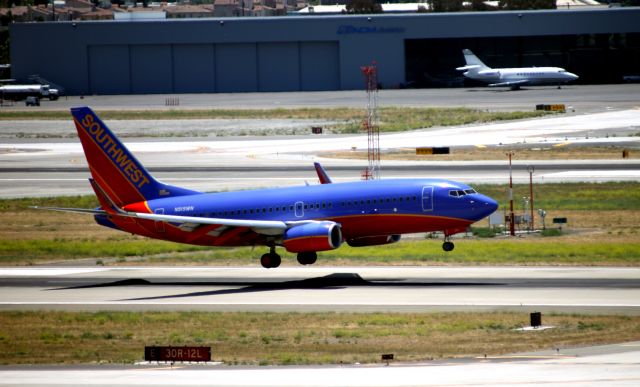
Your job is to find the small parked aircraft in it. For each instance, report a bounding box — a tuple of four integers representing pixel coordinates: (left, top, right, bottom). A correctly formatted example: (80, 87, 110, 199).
(456, 49, 579, 90)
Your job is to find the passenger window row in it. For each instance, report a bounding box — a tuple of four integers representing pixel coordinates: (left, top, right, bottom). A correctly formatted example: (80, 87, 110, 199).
(189, 195, 420, 218)
(340, 195, 418, 207)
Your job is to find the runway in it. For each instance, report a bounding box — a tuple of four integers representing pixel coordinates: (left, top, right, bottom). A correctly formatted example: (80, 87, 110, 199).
(1, 267, 639, 315)
(1, 341, 640, 387)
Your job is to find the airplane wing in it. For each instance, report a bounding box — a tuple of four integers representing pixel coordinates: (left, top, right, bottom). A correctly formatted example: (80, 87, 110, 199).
(130, 211, 287, 233)
(32, 203, 289, 235)
(488, 79, 530, 87)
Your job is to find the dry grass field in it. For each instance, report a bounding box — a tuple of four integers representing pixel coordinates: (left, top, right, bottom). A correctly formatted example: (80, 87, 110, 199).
(1, 311, 639, 365)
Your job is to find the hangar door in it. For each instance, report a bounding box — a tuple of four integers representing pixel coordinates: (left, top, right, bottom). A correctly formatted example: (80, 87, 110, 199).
(258, 43, 300, 92)
(257, 42, 339, 92)
(88, 45, 131, 95)
(219, 41, 339, 92)
(173, 44, 216, 93)
(300, 42, 339, 91)
(88, 41, 339, 94)
(130, 45, 173, 94)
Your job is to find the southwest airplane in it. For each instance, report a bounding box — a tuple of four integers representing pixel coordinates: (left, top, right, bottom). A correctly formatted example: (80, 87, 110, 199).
(37, 107, 498, 268)
(456, 49, 579, 90)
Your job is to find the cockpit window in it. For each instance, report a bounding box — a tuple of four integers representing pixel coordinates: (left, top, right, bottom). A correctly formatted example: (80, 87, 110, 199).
(450, 188, 477, 197)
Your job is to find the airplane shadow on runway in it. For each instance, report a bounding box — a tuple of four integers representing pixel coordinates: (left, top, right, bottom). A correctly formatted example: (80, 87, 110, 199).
(50, 273, 502, 301)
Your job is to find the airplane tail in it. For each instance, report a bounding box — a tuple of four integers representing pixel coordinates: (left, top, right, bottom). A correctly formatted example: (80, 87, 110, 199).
(462, 49, 490, 69)
(456, 49, 491, 73)
(70, 106, 199, 207)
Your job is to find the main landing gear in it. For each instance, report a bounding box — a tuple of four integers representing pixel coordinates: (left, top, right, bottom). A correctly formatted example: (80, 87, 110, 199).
(442, 237, 455, 252)
(260, 249, 319, 268)
(297, 251, 317, 265)
(260, 246, 281, 269)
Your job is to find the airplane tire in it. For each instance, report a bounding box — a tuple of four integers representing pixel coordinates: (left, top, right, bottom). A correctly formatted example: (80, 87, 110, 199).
(297, 252, 317, 265)
(270, 253, 281, 268)
(442, 241, 455, 252)
(261, 252, 281, 268)
(260, 254, 271, 269)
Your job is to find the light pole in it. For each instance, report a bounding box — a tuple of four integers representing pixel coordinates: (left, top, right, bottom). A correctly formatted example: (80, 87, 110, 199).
(522, 196, 530, 232)
(507, 151, 515, 236)
(527, 165, 535, 231)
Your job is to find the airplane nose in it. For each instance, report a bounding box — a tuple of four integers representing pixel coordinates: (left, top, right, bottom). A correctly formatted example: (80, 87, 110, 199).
(486, 197, 499, 214)
(474, 195, 499, 220)
(569, 72, 579, 80)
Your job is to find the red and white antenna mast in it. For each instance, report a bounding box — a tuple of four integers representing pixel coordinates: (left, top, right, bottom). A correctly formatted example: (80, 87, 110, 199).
(360, 61, 380, 180)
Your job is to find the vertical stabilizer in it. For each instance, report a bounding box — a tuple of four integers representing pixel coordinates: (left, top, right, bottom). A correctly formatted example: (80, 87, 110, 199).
(462, 49, 490, 70)
(313, 162, 333, 184)
(70, 106, 199, 206)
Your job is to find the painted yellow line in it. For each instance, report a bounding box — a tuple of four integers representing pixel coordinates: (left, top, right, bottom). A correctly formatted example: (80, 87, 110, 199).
(553, 141, 572, 148)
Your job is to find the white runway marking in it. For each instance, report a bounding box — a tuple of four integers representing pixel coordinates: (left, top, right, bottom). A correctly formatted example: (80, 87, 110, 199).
(0, 268, 108, 276)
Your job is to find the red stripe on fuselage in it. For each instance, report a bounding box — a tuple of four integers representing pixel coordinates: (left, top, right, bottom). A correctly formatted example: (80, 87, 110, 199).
(331, 213, 471, 239)
(101, 212, 470, 249)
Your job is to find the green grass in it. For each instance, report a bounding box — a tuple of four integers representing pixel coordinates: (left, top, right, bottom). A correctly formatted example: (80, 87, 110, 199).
(474, 182, 640, 211)
(10, 239, 628, 267)
(541, 229, 563, 237)
(0, 239, 207, 265)
(0, 107, 547, 134)
(317, 239, 640, 266)
(0, 195, 99, 212)
(1, 311, 638, 365)
(4, 234, 637, 267)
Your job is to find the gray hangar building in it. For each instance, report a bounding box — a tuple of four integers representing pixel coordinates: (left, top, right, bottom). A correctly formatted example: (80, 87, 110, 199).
(10, 8, 640, 95)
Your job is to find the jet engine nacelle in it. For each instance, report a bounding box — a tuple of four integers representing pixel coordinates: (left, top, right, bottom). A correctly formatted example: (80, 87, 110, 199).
(478, 70, 500, 78)
(346, 234, 401, 247)
(283, 221, 342, 253)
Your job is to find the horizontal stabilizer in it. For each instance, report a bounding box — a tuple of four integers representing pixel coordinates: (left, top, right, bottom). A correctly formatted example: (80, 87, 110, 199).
(456, 65, 481, 71)
(30, 206, 107, 216)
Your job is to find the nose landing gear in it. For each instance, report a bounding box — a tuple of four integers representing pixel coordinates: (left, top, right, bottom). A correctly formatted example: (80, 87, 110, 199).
(442, 237, 455, 252)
